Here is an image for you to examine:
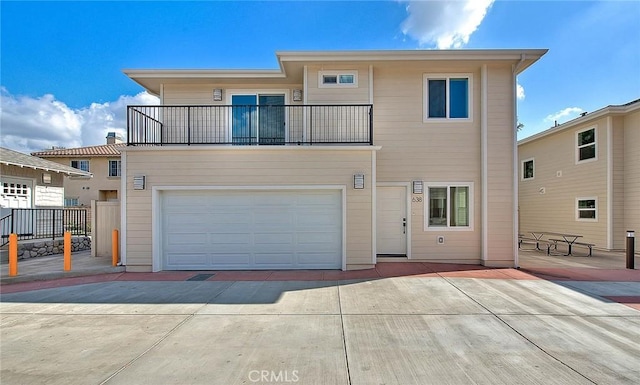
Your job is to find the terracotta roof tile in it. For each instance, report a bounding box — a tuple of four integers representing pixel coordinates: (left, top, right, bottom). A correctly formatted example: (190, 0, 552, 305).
(31, 143, 125, 157)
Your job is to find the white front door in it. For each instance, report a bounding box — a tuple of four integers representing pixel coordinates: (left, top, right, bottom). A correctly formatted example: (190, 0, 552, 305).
(376, 186, 407, 256)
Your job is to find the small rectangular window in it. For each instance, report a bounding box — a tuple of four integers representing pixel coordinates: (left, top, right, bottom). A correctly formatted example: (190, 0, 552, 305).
(71, 160, 90, 172)
(319, 71, 358, 87)
(108, 160, 121, 177)
(577, 198, 597, 221)
(426, 184, 473, 229)
(577, 128, 596, 162)
(521, 159, 534, 180)
(64, 198, 79, 207)
(424, 74, 472, 121)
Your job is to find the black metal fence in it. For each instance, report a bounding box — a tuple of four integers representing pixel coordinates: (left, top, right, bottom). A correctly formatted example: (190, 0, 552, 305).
(0, 208, 89, 246)
(127, 104, 373, 146)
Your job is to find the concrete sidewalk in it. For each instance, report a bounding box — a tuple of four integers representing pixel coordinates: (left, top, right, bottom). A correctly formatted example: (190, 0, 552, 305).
(1, 247, 639, 384)
(1, 261, 639, 384)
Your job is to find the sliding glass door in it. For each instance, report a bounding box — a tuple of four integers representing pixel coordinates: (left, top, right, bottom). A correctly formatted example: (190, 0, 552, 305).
(231, 94, 285, 144)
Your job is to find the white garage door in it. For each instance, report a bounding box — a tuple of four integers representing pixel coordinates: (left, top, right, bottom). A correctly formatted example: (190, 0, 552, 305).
(161, 189, 342, 270)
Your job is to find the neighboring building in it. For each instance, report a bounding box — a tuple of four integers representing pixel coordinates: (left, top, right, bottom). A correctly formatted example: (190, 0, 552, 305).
(518, 99, 640, 250)
(1, 147, 92, 214)
(122, 49, 547, 272)
(32, 133, 125, 207)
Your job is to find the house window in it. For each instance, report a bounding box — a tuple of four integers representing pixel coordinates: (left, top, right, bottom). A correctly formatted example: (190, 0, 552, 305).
(319, 71, 358, 87)
(576, 198, 597, 221)
(424, 74, 472, 120)
(71, 160, 90, 172)
(426, 183, 473, 230)
(521, 158, 534, 180)
(64, 197, 80, 207)
(108, 160, 121, 177)
(576, 127, 596, 163)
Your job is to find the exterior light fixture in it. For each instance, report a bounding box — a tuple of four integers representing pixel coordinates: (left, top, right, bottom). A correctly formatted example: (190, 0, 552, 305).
(133, 175, 146, 190)
(412, 180, 423, 194)
(213, 89, 223, 101)
(353, 174, 365, 189)
(292, 89, 303, 102)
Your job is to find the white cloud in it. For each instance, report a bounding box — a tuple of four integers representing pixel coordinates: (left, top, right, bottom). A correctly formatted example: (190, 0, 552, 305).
(0, 87, 159, 154)
(400, 0, 495, 48)
(516, 83, 525, 100)
(544, 107, 584, 125)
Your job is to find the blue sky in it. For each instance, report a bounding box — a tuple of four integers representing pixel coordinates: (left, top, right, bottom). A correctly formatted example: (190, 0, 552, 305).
(1, 0, 639, 153)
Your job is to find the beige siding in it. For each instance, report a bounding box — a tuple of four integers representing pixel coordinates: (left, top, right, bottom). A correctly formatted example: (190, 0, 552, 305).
(623, 110, 640, 238)
(124, 147, 374, 271)
(519, 117, 610, 247)
(306, 65, 370, 104)
(612, 117, 626, 249)
(162, 84, 303, 105)
(485, 66, 516, 265)
(41, 157, 121, 207)
(0, 165, 64, 188)
(370, 62, 489, 263)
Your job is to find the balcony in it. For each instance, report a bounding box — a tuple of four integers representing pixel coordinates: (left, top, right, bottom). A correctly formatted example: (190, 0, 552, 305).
(127, 104, 373, 146)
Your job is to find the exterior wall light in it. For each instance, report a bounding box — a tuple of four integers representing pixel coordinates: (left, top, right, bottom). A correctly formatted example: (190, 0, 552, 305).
(353, 174, 365, 189)
(292, 89, 303, 102)
(412, 180, 423, 194)
(213, 89, 223, 101)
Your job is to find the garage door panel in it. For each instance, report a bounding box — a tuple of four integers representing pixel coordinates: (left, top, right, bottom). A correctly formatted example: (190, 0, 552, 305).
(254, 253, 295, 265)
(162, 189, 342, 270)
(166, 253, 209, 267)
(211, 253, 251, 265)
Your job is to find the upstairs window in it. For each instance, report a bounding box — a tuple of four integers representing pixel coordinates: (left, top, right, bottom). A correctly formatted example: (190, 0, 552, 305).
(319, 71, 358, 87)
(108, 160, 121, 177)
(70, 160, 90, 172)
(521, 158, 534, 180)
(424, 74, 472, 121)
(576, 127, 596, 163)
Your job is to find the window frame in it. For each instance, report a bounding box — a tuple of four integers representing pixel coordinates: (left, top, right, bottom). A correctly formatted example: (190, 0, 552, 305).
(424, 182, 474, 231)
(70, 159, 90, 172)
(108, 159, 122, 177)
(318, 70, 358, 88)
(423, 73, 473, 122)
(64, 197, 80, 207)
(521, 158, 535, 181)
(575, 127, 597, 164)
(576, 197, 598, 222)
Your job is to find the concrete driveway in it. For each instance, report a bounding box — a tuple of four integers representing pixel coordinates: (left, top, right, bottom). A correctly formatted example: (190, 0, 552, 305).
(1, 265, 639, 385)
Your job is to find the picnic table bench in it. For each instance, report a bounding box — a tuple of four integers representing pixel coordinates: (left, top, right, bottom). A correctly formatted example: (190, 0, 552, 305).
(523, 231, 593, 256)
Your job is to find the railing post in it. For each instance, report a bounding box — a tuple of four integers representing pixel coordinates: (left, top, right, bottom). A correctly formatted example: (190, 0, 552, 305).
(309, 106, 313, 145)
(369, 105, 374, 145)
(187, 106, 191, 145)
(11, 208, 15, 235)
(52, 209, 56, 241)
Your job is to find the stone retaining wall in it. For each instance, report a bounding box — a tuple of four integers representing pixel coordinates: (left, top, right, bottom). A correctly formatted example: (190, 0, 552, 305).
(16, 237, 91, 260)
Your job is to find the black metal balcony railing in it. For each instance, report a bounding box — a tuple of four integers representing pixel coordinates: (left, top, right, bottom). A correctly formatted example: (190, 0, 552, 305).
(127, 104, 373, 146)
(0, 208, 89, 246)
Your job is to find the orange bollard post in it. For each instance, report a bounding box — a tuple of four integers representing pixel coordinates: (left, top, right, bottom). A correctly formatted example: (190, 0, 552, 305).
(9, 233, 18, 276)
(64, 231, 71, 271)
(112, 229, 119, 266)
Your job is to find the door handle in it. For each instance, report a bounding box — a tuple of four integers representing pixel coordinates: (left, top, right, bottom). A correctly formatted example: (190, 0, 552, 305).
(402, 218, 406, 234)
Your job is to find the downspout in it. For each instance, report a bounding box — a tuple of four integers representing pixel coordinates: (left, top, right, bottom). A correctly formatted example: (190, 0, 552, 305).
(512, 54, 526, 268)
(481, 65, 488, 264)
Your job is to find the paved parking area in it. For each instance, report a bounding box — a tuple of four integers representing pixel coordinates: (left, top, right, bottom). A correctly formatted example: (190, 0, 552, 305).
(1, 266, 639, 385)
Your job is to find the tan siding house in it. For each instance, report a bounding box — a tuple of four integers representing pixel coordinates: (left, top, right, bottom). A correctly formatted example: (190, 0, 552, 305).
(32, 134, 124, 207)
(122, 49, 546, 272)
(518, 99, 640, 250)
